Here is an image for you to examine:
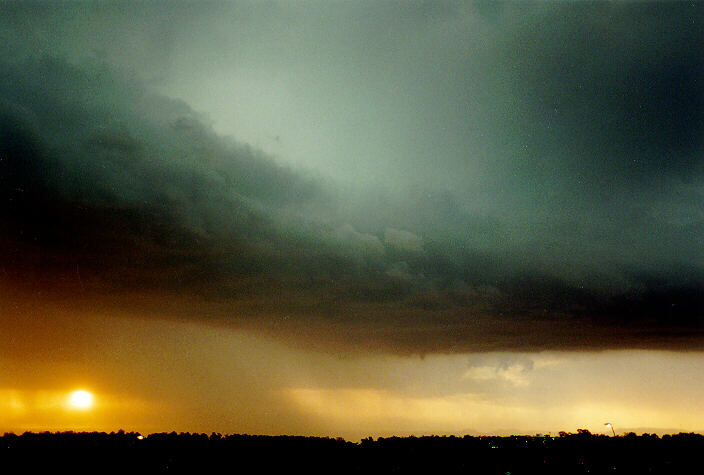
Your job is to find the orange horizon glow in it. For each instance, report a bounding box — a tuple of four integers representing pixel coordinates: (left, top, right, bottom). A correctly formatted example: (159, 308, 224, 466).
(3, 311, 704, 440)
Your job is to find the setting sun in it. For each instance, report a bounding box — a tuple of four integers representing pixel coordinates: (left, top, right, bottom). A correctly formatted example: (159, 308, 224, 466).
(68, 390, 94, 410)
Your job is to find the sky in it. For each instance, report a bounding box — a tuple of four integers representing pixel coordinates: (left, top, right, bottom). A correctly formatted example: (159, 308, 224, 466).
(1, 0, 704, 439)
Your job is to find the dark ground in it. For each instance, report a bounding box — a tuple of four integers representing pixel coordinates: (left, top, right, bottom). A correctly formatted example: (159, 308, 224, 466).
(2, 430, 702, 474)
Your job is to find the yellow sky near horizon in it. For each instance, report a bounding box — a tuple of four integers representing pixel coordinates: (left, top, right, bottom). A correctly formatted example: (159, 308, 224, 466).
(3, 303, 704, 440)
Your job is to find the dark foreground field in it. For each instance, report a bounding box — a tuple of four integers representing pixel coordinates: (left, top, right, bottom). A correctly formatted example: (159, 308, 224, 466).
(3, 431, 703, 474)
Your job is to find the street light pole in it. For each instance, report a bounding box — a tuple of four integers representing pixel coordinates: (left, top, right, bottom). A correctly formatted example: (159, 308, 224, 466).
(605, 422, 616, 437)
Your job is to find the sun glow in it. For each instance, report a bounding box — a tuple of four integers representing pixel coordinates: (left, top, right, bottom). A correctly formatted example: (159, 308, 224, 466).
(68, 390, 94, 410)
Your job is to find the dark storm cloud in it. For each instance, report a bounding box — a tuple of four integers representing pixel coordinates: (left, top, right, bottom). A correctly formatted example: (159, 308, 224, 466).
(2, 1, 704, 353)
(0, 57, 311, 288)
(495, 3, 704, 182)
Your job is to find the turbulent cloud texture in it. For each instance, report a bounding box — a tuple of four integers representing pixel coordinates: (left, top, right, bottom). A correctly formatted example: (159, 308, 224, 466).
(1, 1, 704, 353)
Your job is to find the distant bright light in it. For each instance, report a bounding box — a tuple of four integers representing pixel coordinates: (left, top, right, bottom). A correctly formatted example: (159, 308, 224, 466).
(68, 390, 94, 409)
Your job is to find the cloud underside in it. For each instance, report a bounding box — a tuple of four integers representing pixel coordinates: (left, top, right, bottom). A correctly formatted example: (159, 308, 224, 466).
(2, 2, 704, 353)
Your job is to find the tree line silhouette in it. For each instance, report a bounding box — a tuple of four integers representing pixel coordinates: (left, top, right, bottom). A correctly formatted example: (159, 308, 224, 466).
(2, 430, 703, 474)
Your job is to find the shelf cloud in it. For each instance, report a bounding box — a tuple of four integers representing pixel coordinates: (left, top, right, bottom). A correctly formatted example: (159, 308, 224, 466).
(2, 1, 703, 353)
